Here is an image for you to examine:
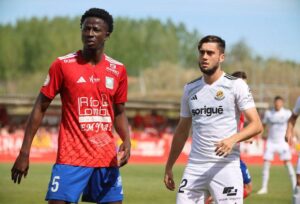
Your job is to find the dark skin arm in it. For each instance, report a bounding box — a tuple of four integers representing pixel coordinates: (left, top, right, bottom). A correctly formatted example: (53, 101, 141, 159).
(11, 93, 52, 184)
(114, 103, 131, 167)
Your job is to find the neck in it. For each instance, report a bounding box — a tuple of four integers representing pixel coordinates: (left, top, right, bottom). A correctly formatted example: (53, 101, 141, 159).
(203, 68, 223, 85)
(82, 47, 104, 65)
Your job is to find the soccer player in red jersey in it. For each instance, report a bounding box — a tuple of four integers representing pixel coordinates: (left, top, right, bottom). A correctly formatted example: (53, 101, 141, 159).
(11, 8, 131, 204)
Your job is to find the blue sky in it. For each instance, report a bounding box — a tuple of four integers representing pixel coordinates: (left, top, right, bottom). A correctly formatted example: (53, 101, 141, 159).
(1, 0, 299, 62)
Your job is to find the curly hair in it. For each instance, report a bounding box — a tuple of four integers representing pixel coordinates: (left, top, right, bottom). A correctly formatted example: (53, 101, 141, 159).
(80, 8, 113, 33)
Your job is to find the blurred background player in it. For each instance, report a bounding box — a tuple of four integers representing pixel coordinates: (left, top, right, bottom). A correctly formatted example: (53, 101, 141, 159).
(164, 35, 262, 204)
(285, 96, 300, 204)
(257, 96, 296, 194)
(11, 8, 131, 204)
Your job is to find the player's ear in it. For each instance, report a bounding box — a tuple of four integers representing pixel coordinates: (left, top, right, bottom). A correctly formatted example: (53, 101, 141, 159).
(220, 53, 225, 63)
(104, 32, 111, 41)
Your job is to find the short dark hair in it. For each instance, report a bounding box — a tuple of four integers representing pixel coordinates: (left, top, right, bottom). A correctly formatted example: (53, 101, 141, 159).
(274, 96, 283, 101)
(198, 35, 226, 53)
(80, 8, 113, 33)
(231, 71, 247, 80)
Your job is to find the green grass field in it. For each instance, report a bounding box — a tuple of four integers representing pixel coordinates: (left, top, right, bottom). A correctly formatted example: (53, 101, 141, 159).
(0, 163, 294, 203)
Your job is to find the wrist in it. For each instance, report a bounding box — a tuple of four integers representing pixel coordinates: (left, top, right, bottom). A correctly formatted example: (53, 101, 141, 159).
(19, 151, 30, 157)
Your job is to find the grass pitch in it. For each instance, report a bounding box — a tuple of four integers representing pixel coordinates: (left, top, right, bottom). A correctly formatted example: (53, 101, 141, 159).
(0, 163, 293, 203)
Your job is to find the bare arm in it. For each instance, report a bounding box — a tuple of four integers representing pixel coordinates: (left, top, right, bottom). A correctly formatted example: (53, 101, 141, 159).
(164, 117, 192, 191)
(11, 93, 52, 184)
(285, 114, 298, 145)
(114, 103, 131, 167)
(215, 107, 263, 157)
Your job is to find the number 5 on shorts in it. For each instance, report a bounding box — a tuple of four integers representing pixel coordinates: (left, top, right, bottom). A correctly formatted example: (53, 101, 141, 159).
(51, 176, 60, 192)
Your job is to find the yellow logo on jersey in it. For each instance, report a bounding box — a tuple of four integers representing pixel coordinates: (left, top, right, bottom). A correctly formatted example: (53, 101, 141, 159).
(215, 90, 225, 100)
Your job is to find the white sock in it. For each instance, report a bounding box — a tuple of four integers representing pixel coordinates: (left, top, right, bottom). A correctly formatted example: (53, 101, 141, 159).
(286, 161, 296, 189)
(295, 186, 300, 194)
(293, 186, 300, 204)
(261, 161, 271, 189)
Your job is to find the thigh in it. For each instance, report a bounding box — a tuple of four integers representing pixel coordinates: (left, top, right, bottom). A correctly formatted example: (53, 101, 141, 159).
(264, 142, 275, 161)
(45, 164, 94, 203)
(209, 166, 243, 204)
(176, 168, 209, 204)
(279, 142, 292, 161)
(82, 167, 123, 204)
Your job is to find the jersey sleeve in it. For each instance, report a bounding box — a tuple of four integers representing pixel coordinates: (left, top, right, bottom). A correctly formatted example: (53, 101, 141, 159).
(234, 79, 255, 111)
(40, 59, 63, 99)
(293, 97, 300, 116)
(262, 110, 270, 124)
(180, 85, 191, 117)
(113, 66, 128, 104)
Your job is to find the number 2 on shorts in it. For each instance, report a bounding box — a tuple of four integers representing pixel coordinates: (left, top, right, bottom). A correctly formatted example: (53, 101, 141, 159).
(51, 176, 60, 192)
(178, 179, 188, 193)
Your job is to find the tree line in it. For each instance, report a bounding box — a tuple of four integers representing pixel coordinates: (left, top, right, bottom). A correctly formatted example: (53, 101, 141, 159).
(0, 16, 299, 105)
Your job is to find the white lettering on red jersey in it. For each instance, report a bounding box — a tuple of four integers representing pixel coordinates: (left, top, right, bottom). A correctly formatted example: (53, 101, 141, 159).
(41, 51, 128, 167)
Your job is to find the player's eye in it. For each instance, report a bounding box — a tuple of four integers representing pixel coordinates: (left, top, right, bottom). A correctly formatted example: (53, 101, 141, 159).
(199, 50, 215, 56)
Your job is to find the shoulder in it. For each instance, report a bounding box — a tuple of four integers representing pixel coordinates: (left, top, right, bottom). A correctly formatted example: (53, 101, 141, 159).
(57, 52, 78, 64)
(284, 108, 292, 115)
(224, 73, 238, 81)
(187, 76, 202, 85)
(104, 55, 124, 66)
(264, 110, 271, 116)
(185, 77, 203, 93)
(104, 55, 127, 76)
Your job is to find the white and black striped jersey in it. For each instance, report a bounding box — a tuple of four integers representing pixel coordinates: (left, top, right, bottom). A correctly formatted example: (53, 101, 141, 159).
(180, 72, 255, 167)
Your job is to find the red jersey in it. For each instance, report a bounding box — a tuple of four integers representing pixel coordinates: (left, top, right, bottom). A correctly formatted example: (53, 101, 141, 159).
(40, 51, 128, 167)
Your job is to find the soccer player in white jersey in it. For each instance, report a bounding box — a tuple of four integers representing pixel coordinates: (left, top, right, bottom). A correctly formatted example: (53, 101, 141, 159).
(257, 96, 296, 194)
(164, 35, 263, 204)
(285, 96, 300, 203)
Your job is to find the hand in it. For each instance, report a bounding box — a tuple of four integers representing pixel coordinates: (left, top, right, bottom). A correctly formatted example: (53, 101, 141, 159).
(164, 168, 175, 191)
(215, 137, 236, 157)
(118, 140, 131, 167)
(11, 152, 30, 184)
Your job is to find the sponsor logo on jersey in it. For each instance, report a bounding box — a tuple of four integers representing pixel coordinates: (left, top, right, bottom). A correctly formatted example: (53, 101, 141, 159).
(192, 106, 223, 116)
(43, 74, 50, 86)
(63, 58, 76, 63)
(215, 90, 225, 100)
(191, 95, 198, 100)
(77, 76, 86, 83)
(89, 76, 100, 83)
(106, 63, 119, 76)
(105, 77, 114, 89)
(222, 186, 238, 196)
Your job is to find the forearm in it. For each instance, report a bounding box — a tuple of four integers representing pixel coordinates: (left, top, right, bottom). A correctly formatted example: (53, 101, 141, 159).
(287, 115, 297, 134)
(20, 94, 51, 155)
(114, 111, 130, 142)
(166, 126, 190, 170)
(232, 120, 263, 143)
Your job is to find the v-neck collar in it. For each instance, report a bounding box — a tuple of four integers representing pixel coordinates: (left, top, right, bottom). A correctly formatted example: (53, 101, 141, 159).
(202, 72, 225, 87)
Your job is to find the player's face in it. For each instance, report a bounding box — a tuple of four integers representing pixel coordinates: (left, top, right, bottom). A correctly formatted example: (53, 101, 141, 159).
(81, 17, 110, 50)
(198, 43, 224, 76)
(274, 99, 283, 110)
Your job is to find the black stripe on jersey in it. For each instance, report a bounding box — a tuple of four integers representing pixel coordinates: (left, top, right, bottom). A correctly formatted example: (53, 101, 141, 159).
(224, 74, 238, 80)
(187, 76, 202, 85)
